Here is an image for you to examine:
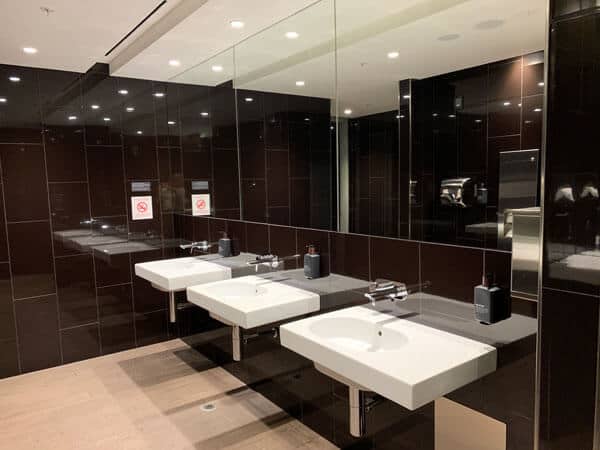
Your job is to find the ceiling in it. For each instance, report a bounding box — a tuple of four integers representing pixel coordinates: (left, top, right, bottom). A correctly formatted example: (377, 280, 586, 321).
(0, 0, 547, 116)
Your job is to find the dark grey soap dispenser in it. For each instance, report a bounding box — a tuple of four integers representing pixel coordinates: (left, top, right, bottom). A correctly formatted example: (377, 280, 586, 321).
(218, 231, 232, 257)
(474, 273, 511, 325)
(304, 244, 321, 279)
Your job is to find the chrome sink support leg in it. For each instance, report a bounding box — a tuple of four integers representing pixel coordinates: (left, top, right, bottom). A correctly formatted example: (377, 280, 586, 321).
(232, 326, 241, 361)
(349, 386, 366, 437)
(169, 291, 176, 323)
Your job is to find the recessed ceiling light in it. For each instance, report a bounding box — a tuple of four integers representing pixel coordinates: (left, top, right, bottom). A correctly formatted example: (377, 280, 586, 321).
(295, 80, 305, 86)
(91, 104, 100, 110)
(396, 115, 400, 119)
(387, 51, 399, 59)
(285, 31, 299, 39)
(230, 20, 244, 29)
(167, 120, 176, 125)
(0, 98, 6, 103)
(136, 130, 143, 135)
(503, 101, 511, 106)
(103, 117, 111, 122)
(211, 65, 223, 72)
(118, 89, 128, 95)
(244, 97, 254, 102)
(344, 109, 352, 115)
(22, 47, 38, 54)
(201, 111, 209, 116)
(534, 108, 542, 112)
(538, 82, 545, 87)
(153, 92, 165, 98)
(126, 107, 135, 112)
(68, 115, 77, 121)
(168, 59, 181, 67)
(8, 76, 20, 82)
(438, 34, 460, 41)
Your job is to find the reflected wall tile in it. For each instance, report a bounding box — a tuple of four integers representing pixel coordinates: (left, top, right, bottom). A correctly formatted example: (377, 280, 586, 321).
(264, 92, 289, 149)
(83, 77, 122, 146)
(15, 295, 61, 372)
(0, 65, 42, 143)
(135, 310, 168, 347)
(56, 254, 96, 328)
(61, 324, 101, 364)
(208, 218, 227, 247)
(124, 135, 158, 180)
(0, 263, 18, 378)
(192, 216, 210, 242)
(226, 220, 246, 255)
(87, 146, 126, 216)
(330, 232, 369, 280)
(487, 135, 521, 206)
(522, 95, 544, 150)
(182, 148, 212, 179)
(8, 221, 55, 299)
(488, 58, 523, 101)
(97, 284, 135, 354)
(49, 182, 91, 256)
(213, 148, 240, 211)
(484, 250, 512, 290)
(94, 252, 131, 287)
(269, 225, 297, 259)
(268, 207, 290, 226)
(370, 237, 419, 285)
(267, 150, 290, 208)
(246, 222, 269, 255)
(241, 179, 267, 223)
(488, 98, 522, 138)
(297, 228, 330, 276)
(0, 144, 49, 222)
(0, 183, 7, 261)
(421, 243, 483, 303)
(44, 124, 87, 182)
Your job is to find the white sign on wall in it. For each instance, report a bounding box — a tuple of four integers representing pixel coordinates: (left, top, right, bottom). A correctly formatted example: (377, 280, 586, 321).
(192, 194, 211, 216)
(131, 196, 153, 221)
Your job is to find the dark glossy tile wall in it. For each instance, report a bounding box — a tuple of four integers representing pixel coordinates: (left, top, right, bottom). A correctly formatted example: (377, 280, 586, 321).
(539, 4, 600, 450)
(0, 62, 240, 378)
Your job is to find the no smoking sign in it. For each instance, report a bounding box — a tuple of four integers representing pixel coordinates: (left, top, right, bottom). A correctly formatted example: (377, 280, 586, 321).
(131, 196, 153, 221)
(192, 194, 211, 216)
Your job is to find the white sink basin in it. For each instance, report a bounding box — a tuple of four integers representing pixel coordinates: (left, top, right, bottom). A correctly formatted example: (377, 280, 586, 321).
(187, 276, 320, 329)
(135, 257, 232, 292)
(280, 304, 497, 410)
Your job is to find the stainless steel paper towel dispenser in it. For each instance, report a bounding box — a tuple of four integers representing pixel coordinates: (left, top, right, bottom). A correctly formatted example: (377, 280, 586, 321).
(510, 207, 541, 301)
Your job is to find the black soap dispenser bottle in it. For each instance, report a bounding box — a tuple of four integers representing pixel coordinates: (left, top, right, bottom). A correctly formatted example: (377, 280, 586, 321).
(218, 231, 232, 257)
(474, 273, 511, 325)
(304, 244, 321, 279)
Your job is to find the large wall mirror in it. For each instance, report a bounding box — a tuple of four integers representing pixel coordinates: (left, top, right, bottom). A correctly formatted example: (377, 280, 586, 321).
(336, 0, 547, 251)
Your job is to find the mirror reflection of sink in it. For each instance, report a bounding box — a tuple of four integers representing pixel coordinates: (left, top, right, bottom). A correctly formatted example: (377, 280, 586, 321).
(309, 317, 408, 352)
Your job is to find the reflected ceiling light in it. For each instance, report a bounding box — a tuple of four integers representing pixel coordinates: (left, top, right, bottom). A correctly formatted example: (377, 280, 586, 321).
(538, 82, 545, 87)
(475, 119, 483, 123)
(387, 51, 399, 59)
(503, 101, 511, 106)
(432, 113, 438, 117)
(475, 19, 505, 30)
(91, 104, 100, 109)
(0, 98, 6, 103)
(295, 80, 305, 86)
(68, 115, 77, 121)
(8, 76, 20, 82)
(285, 31, 299, 39)
(230, 20, 244, 29)
(200, 111, 209, 116)
(534, 108, 542, 112)
(22, 47, 38, 54)
(168, 59, 181, 67)
(211, 65, 223, 72)
(344, 109, 352, 115)
(403, 94, 411, 99)
(126, 107, 135, 112)
(396, 115, 400, 119)
(399, 115, 405, 119)
(153, 92, 165, 97)
(118, 89, 128, 95)
(244, 97, 253, 102)
(167, 120, 176, 125)
(518, 103, 522, 107)
(103, 117, 111, 122)
(438, 34, 460, 41)
(304, 117, 310, 122)
(136, 130, 143, 135)
(448, 114, 456, 118)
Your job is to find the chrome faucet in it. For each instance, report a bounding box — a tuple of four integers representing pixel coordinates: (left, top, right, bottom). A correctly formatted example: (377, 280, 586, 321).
(247, 253, 301, 271)
(365, 279, 409, 306)
(179, 240, 214, 255)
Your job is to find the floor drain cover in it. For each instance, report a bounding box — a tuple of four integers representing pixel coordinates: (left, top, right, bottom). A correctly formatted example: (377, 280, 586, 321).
(200, 403, 216, 412)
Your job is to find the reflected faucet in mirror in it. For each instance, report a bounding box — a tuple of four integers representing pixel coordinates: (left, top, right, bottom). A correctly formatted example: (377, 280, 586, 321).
(180, 240, 215, 255)
(365, 280, 409, 306)
(247, 253, 301, 271)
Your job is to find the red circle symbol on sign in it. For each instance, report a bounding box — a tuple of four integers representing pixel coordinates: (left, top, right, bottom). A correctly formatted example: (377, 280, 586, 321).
(196, 199, 206, 209)
(136, 201, 148, 213)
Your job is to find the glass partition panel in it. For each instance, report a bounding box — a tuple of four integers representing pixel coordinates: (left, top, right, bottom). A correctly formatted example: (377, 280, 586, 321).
(233, 0, 337, 229)
(170, 49, 241, 219)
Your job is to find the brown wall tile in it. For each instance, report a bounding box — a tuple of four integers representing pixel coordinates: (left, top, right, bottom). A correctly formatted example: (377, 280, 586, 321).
(55, 254, 96, 328)
(370, 237, 419, 286)
(97, 284, 135, 354)
(330, 232, 369, 280)
(61, 324, 100, 363)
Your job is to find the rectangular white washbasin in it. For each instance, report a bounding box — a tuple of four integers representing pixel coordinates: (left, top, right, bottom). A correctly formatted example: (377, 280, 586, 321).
(280, 304, 497, 410)
(135, 257, 232, 292)
(186, 276, 320, 329)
